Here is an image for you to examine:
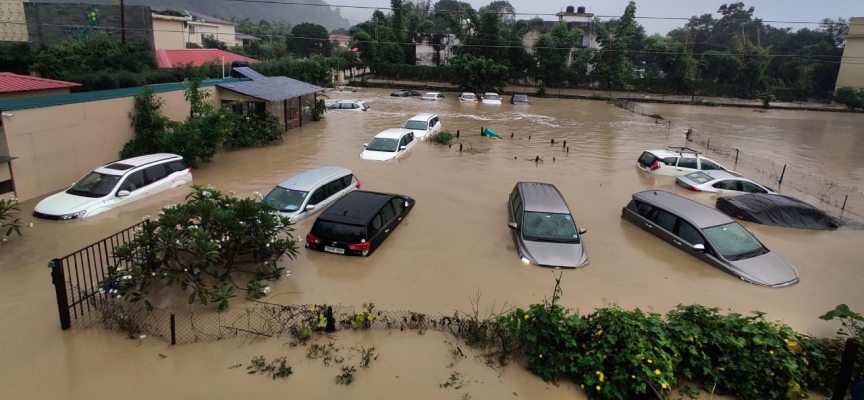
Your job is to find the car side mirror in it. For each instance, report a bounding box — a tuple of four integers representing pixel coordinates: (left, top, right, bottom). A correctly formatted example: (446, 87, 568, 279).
(693, 244, 705, 252)
(400, 146, 407, 151)
(579, 227, 588, 234)
(508, 222, 518, 230)
(305, 204, 316, 212)
(363, 143, 368, 147)
(117, 190, 130, 198)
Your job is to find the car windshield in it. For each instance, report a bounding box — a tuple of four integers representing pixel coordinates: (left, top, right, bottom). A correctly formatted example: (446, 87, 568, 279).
(514, 95, 528, 102)
(702, 222, 766, 260)
(66, 171, 121, 198)
(366, 137, 399, 152)
(521, 212, 580, 243)
(484, 94, 500, 100)
(313, 220, 365, 243)
(403, 120, 428, 130)
(262, 187, 308, 212)
(686, 171, 713, 184)
(462, 94, 475, 99)
(423, 93, 437, 98)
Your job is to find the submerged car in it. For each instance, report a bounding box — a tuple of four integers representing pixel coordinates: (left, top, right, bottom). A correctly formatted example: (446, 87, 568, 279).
(621, 190, 799, 287)
(402, 113, 442, 140)
(360, 128, 418, 161)
(458, 93, 477, 102)
(421, 92, 445, 101)
(676, 170, 776, 195)
(390, 90, 421, 97)
(261, 166, 360, 223)
(482, 93, 502, 105)
(327, 100, 370, 111)
(637, 147, 729, 176)
(34, 153, 192, 220)
(306, 190, 416, 257)
(507, 182, 589, 268)
(511, 94, 530, 105)
(716, 194, 843, 230)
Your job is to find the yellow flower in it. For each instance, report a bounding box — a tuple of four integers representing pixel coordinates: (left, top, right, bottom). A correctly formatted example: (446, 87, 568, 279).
(769, 372, 775, 377)
(654, 369, 661, 376)
(599, 375, 605, 383)
(595, 329, 603, 336)
(581, 384, 585, 389)
(769, 350, 774, 355)
(631, 375, 636, 379)
(596, 371, 601, 375)
(524, 314, 530, 320)
(596, 386, 601, 391)
(661, 383, 668, 389)
(718, 367, 725, 372)
(647, 359, 653, 364)
(539, 354, 543, 359)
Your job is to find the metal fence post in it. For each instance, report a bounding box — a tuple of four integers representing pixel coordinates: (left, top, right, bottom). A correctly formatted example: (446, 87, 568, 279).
(831, 338, 860, 400)
(735, 149, 740, 165)
(170, 313, 176, 345)
(842, 195, 848, 210)
(49, 259, 71, 330)
(779, 164, 787, 184)
(706, 138, 711, 151)
(325, 306, 336, 332)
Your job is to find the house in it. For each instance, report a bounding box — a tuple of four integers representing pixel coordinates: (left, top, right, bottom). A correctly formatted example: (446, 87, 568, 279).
(151, 12, 188, 50)
(0, 72, 322, 202)
(522, 5, 598, 66)
(0, 73, 80, 101)
(415, 33, 460, 66)
(330, 34, 352, 47)
(835, 16, 864, 90)
(236, 33, 261, 46)
(155, 49, 257, 69)
(182, 10, 241, 47)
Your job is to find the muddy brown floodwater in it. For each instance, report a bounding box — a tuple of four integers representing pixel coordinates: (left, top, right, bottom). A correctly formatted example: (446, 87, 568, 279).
(1, 88, 863, 399)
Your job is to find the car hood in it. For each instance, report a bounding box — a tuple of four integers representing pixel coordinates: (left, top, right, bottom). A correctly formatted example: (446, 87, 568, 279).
(35, 191, 104, 216)
(728, 251, 799, 287)
(482, 99, 502, 104)
(360, 149, 396, 161)
(519, 238, 588, 268)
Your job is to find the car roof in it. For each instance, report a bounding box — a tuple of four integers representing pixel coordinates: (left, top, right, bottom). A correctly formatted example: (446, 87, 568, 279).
(646, 149, 701, 158)
(374, 128, 412, 139)
(318, 190, 396, 225)
(276, 166, 351, 191)
(517, 182, 570, 214)
(94, 153, 182, 175)
(632, 190, 733, 228)
(334, 99, 364, 103)
(423, 92, 440, 95)
(484, 92, 499, 95)
(698, 170, 745, 181)
(407, 113, 436, 121)
(461, 92, 475, 95)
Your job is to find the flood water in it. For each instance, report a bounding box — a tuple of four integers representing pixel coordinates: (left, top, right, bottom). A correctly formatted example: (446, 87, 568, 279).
(1, 88, 863, 399)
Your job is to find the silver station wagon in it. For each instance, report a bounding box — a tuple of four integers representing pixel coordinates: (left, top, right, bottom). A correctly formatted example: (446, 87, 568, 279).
(507, 182, 589, 268)
(262, 166, 360, 223)
(621, 190, 799, 287)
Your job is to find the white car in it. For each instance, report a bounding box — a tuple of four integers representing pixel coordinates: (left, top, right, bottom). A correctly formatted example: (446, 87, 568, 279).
(262, 166, 360, 223)
(327, 100, 370, 111)
(482, 93, 502, 104)
(402, 113, 442, 140)
(421, 92, 445, 101)
(458, 93, 477, 102)
(637, 147, 729, 176)
(676, 170, 777, 195)
(33, 154, 192, 220)
(360, 128, 418, 161)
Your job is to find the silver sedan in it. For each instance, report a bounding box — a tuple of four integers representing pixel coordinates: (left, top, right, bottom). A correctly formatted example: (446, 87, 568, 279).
(676, 170, 777, 195)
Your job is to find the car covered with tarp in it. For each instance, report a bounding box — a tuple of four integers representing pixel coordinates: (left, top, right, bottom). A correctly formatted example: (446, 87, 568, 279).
(716, 194, 843, 230)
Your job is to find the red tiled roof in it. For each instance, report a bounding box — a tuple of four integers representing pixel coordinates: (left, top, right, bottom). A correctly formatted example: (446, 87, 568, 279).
(0, 72, 80, 94)
(155, 49, 258, 69)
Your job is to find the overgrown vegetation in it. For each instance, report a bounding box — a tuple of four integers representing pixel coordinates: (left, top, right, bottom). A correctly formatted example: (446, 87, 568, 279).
(98, 185, 298, 310)
(247, 355, 293, 379)
(429, 131, 455, 145)
(834, 87, 864, 110)
(0, 194, 23, 243)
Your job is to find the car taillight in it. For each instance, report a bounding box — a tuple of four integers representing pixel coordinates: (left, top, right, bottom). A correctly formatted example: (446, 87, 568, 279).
(650, 160, 660, 171)
(355, 179, 361, 188)
(622, 207, 627, 214)
(187, 167, 193, 173)
(348, 241, 370, 255)
(362, 108, 367, 112)
(306, 233, 321, 244)
(686, 185, 701, 192)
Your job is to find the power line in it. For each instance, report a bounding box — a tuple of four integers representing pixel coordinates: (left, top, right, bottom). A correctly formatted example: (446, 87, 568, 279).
(6, 21, 863, 64)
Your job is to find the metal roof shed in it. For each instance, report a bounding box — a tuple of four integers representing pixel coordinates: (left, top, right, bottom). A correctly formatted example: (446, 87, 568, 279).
(217, 77, 324, 130)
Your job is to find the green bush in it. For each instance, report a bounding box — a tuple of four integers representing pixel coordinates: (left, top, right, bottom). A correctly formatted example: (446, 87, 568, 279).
(429, 131, 454, 145)
(226, 112, 285, 148)
(1, 195, 23, 243)
(834, 87, 864, 110)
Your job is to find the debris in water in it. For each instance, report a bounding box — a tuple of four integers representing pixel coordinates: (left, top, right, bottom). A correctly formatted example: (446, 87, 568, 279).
(158, 353, 167, 359)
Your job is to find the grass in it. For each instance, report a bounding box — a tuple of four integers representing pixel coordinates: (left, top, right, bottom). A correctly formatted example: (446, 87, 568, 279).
(430, 131, 455, 145)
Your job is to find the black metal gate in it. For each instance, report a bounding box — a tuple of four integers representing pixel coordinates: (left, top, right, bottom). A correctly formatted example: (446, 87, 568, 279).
(49, 222, 145, 330)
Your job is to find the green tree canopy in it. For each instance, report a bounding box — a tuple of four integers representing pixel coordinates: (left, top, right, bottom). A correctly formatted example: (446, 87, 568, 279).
(289, 23, 332, 58)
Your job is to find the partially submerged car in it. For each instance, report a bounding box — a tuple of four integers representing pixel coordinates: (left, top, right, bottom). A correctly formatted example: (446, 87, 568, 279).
(637, 147, 729, 176)
(511, 94, 530, 105)
(716, 194, 843, 230)
(402, 113, 442, 140)
(261, 166, 360, 223)
(507, 182, 588, 268)
(458, 92, 477, 102)
(360, 128, 418, 161)
(621, 190, 799, 287)
(306, 190, 415, 257)
(390, 90, 421, 97)
(421, 92, 445, 101)
(676, 170, 776, 195)
(482, 93, 502, 105)
(327, 100, 370, 111)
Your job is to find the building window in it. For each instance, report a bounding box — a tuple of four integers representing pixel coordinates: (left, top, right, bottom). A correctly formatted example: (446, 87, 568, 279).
(189, 25, 195, 35)
(247, 101, 266, 116)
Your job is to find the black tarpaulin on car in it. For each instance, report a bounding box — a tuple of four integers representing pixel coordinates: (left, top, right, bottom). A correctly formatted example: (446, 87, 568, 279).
(716, 194, 843, 230)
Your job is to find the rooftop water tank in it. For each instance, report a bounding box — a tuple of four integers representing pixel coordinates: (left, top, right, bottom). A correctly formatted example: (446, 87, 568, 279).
(577, 6, 586, 13)
(565, 5, 575, 13)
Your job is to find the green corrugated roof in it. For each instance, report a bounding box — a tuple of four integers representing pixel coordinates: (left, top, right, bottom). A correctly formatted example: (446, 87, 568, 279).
(0, 78, 243, 111)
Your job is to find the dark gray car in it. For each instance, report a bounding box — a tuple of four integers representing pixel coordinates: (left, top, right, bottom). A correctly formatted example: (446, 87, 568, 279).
(621, 190, 799, 287)
(507, 182, 588, 268)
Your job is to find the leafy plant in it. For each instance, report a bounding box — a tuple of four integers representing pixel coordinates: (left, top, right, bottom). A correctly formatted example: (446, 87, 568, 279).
(348, 303, 377, 330)
(98, 185, 298, 310)
(756, 90, 777, 108)
(312, 99, 328, 121)
(120, 87, 172, 159)
(335, 365, 357, 385)
(819, 304, 864, 337)
(247, 355, 293, 379)
(0, 194, 23, 242)
(429, 131, 455, 145)
(225, 111, 285, 148)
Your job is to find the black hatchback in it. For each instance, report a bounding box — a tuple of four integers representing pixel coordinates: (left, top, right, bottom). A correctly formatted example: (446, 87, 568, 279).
(391, 90, 421, 97)
(306, 191, 415, 257)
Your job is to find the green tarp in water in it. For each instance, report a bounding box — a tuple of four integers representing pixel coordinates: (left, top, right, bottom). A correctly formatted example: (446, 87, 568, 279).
(481, 127, 499, 138)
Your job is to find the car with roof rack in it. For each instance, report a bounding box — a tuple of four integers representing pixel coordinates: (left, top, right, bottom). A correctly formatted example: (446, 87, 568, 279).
(33, 153, 192, 220)
(637, 146, 730, 176)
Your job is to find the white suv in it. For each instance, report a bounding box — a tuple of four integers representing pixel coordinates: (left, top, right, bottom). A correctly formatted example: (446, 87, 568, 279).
(327, 100, 370, 111)
(402, 113, 442, 140)
(637, 147, 729, 176)
(34, 153, 192, 220)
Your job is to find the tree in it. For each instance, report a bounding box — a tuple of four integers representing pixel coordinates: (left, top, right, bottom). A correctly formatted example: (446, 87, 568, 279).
(449, 53, 509, 93)
(30, 32, 156, 79)
(99, 186, 298, 310)
(534, 22, 583, 87)
(594, 1, 637, 89)
(643, 36, 696, 94)
(120, 87, 172, 159)
(330, 27, 350, 35)
(834, 87, 864, 110)
(202, 35, 228, 50)
(479, 1, 516, 26)
(289, 23, 332, 58)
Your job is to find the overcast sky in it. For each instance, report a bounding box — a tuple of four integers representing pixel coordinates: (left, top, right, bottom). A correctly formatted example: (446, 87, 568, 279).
(332, 0, 864, 34)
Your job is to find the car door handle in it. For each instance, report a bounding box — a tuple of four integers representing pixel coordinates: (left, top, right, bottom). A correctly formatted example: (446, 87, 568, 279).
(398, 217, 402, 221)
(673, 240, 682, 245)
(385, 229, 390, 233)
(645, 223, 653, 228)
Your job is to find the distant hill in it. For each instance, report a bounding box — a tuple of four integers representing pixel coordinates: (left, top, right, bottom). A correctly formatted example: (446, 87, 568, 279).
(29, 0, 351, 30)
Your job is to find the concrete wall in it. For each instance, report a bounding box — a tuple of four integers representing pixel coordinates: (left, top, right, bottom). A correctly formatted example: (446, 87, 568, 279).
(187, 21, 239, 47)
(23, 3, 154, 48)
(0, 0, 28, 42)
(0, 88, 71, 102)
(1, 87, 214, 202)
(836, 17, 864, 90)
(152, 15, 186, 50)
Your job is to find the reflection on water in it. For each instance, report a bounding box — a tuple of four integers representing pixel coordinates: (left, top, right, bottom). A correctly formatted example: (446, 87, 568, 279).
(1, 88, 863, 399)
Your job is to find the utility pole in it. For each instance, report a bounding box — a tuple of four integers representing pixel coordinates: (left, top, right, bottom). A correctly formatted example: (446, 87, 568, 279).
(120, 0, 126, 43)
